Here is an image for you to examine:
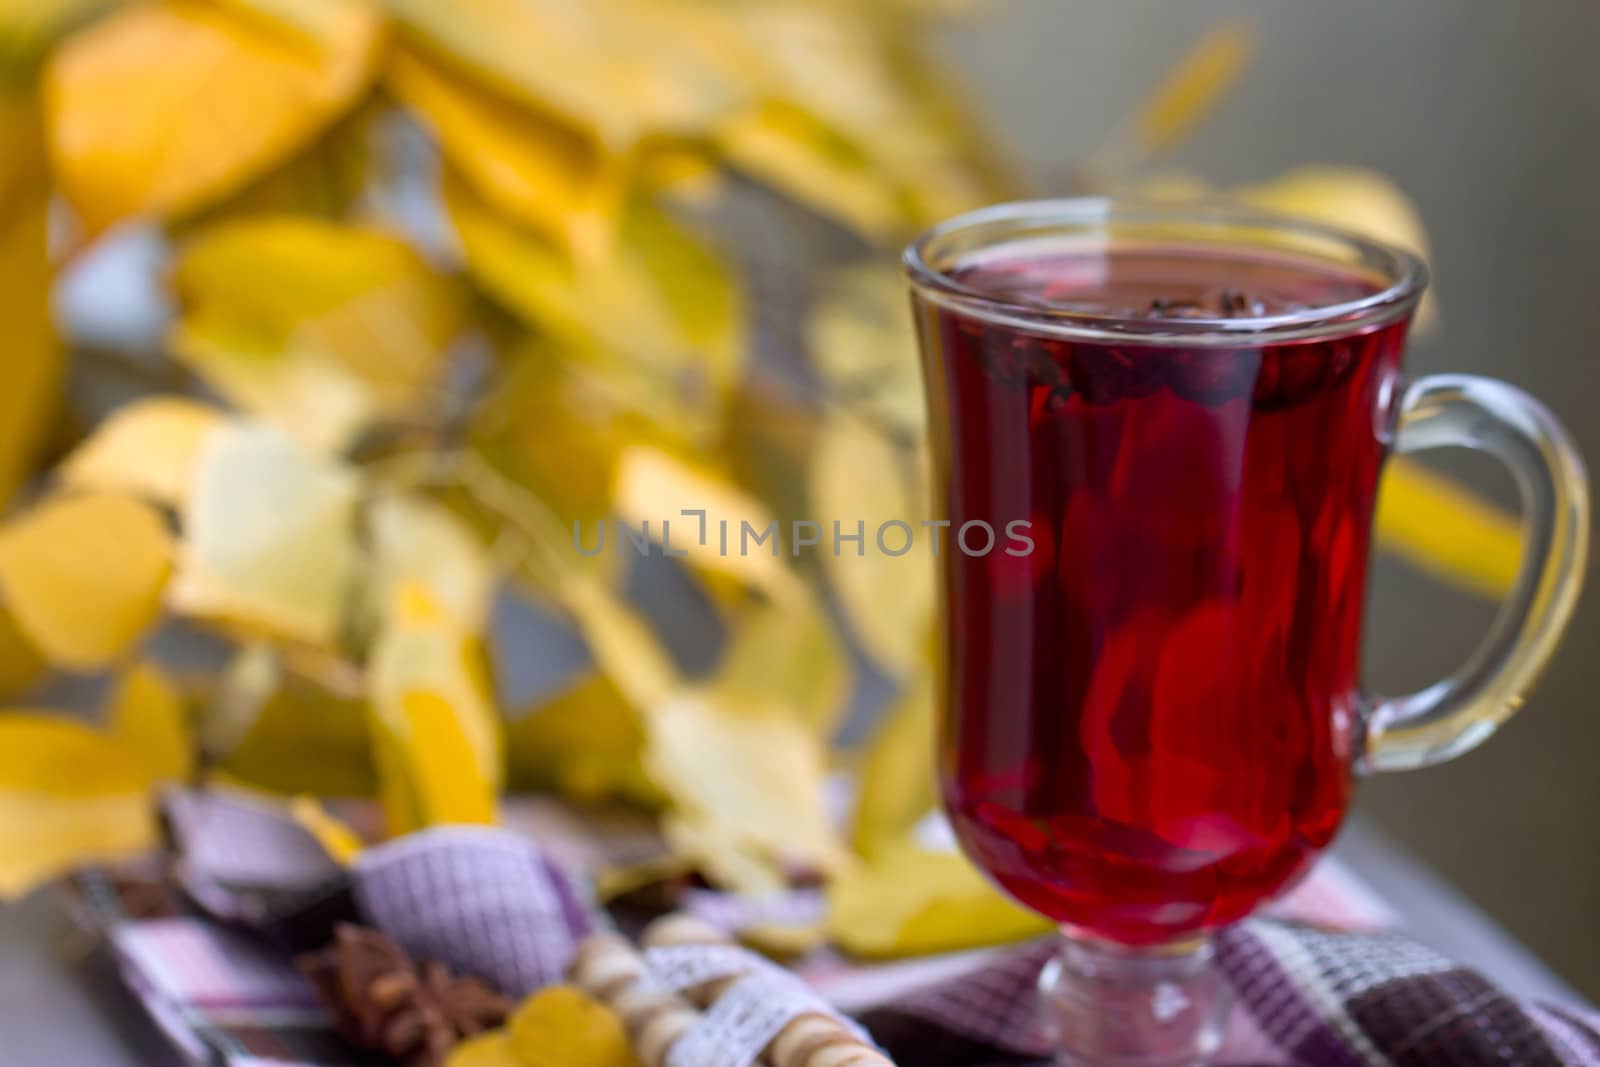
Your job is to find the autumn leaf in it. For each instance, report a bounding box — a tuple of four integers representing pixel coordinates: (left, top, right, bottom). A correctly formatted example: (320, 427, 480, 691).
(388, 44, 621, 258)
(171, 216, 466, 451)
(702, 583, 850, 737)
(504, 670, 659, 808)
(60, 397, 225, 507)
(288, 795, 364, 862)
(1131, 19, 1254, 160)
(211, 646, 376, 796)
(645, 692, 844, 887)
(0, 491, 173, 670)
(385, 0, 756, 150)
(364, 491, 495, 634)
(508, 986, 640, 1067)
(446, 174, 743, 403)
(447, 1033, 520, 1067)
(827, 841, 1048, 959)
(717, 102, 903, 239)
(0, 605, 45, 699)
(1377, 457, 1520, 599)
(0, 713, 157, 898)
(810, 411, 934, 676)
(45, 0, 383, 230)
(0, 87, 62, 508)
(716, 6, 989, 235)
(851, 677, 936, 859)
(170, 423, 360, 646)
(368, 584, 501, 833)
(612, 445, 798, 601)
(209, 0, 369, 51)
(0, 0, 123, 75)
(1235, 165, 1436, 330)
(108, 661, 192, 783)
(551, 573, 679, 714)
(809, 264, 926, 436)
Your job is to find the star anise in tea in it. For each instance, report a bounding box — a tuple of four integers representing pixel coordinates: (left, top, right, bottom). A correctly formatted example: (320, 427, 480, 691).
(297, 924, 511, 1067)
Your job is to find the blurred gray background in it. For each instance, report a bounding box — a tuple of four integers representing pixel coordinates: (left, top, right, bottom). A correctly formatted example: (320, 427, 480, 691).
(944, 0, 1600, 1000)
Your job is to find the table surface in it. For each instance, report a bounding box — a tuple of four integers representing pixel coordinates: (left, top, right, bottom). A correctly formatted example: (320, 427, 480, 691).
(0, 819, 1583, 1067)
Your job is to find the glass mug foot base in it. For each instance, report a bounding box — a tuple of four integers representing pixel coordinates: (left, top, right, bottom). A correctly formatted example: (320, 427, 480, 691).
(1039, 936, 1231, 1067)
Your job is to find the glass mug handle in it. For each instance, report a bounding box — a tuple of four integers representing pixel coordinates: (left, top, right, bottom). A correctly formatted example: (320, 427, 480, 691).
(1363, 374, 1590, 772)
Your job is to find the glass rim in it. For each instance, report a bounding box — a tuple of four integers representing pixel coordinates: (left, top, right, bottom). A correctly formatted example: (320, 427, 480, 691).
(903, 197, 1430, 346)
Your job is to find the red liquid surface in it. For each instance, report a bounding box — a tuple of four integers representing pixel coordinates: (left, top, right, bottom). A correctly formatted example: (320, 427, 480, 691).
(918, 244, 1410, 945)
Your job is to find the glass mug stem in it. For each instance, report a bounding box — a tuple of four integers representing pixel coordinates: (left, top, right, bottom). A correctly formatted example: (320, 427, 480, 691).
(1039, 935, 1230, 1067)
(1363, 374, 1590, 770)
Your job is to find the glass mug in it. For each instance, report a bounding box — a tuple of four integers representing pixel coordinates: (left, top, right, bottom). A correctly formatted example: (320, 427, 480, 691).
(905, 200, 1588, 1066)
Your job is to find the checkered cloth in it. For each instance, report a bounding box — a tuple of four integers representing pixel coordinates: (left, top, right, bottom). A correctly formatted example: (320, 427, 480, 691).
(75, 790, 1600, 1066)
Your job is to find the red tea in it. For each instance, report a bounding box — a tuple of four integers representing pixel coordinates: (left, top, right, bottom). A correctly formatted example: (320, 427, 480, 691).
(917, 243, 1410, 945)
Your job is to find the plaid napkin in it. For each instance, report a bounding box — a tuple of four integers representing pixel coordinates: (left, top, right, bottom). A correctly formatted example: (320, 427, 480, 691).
(74, 790, 1600, 1067)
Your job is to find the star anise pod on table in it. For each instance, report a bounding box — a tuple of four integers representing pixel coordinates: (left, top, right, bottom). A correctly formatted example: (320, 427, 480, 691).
(297, 924, 512, 1067)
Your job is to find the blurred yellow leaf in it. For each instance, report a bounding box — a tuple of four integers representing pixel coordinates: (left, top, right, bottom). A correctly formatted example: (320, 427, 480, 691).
(447, 175, 743, 401)
(61, 398, 225, 507)
(389, 45, 620, 258)
(851, 677, 936, 859)
(505, 670, 659, 808)
(613, 445, 798, 600)
(0, 714, 156, 898)
(480, 337, 717, 532)
(1235, 165, 1435, 330)
(45, 0, 382, 230)
(717, 103, 902, 239)
(447, 1033, 520, 1067)
(212, 647, 376, 795)
(827, 841, 1049, 959)
(210, 0, 368, 51)
(661, 814, 785, 897)
(0, 605, 46, 699)
(1131, 19, 1254, 159)
(0, 0, 123, 73)
(717, 6, 988, 235)
(289, 795, 364, 862)
(810, 412, 934, 676)
(553, 574, 679, 714)
(0, 89, 62, 508)
(171, 217, 466, 451)
(368, 585, 501, 833)
(646, 693, 843, 886)
(0, 492, 173, 670)
(365, 492, 494, 634)
(809, 264, 926, 436)
(507, 985, 640, 1067)
(704, 584, 850, 737)
(386, 0, 757, 149)
(1377, 457, 1520, 599)
(108, 661, 192, 783)
(171, 423, 360, 646)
